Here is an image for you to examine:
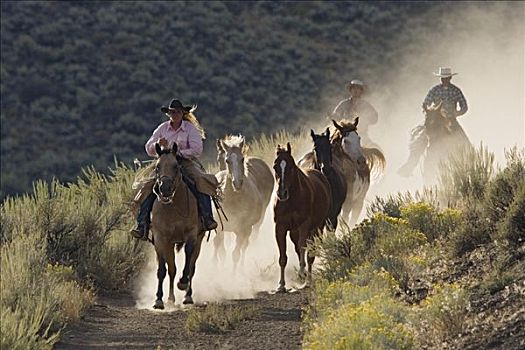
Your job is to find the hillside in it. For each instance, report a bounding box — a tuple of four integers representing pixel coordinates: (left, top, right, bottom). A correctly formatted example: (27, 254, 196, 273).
(1, 1, 453, 198)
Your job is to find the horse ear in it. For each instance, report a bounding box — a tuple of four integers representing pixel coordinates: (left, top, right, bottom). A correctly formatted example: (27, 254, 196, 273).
(325, 127, 330, 138)
(172, 142, 178, 154)
(353, 117, 359, 128)
(155, 143, 162, 156)
(216, 138, 223, 151)
(310, 129, 316, 141)
(286, 142, 292, 154)
(332, 119, 343, 131)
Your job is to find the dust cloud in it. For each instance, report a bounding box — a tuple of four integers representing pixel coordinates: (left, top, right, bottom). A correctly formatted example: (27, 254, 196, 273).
(134, 3, 524, 308)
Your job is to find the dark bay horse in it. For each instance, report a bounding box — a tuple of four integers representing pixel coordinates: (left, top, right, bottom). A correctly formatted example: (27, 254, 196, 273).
(214, 135, 274, 269)
(331, 118, 386, 226)
(273, 142, 331, 292)
(150, 143, 205, 308)
(298, 128, 347, 230)
(422, 103, 471, 184)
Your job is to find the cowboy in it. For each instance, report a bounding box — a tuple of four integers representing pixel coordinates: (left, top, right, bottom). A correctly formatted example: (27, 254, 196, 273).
(398, 67, 469, 177)
(332, 79, 379, 148)
(130, 99, 219, 240)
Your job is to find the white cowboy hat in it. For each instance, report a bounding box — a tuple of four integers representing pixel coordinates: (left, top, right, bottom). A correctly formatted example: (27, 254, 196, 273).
(346, 79, 366, 90)
(433, 67, 458, 77)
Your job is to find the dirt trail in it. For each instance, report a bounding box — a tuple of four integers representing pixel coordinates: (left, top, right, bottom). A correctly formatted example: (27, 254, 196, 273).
(55, 289, 308, 350)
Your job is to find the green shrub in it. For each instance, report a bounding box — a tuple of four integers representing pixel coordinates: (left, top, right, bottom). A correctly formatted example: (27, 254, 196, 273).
(496, 184, 525, 246)
(185, 303, 257, 333)
(414, 283, 469, 344)
(1, 233, 93, 348)
(400, 202, 461, 242)
(304, 294, 414, 350)
(449, 200, 491, 256)
(438, 143, 495, 206)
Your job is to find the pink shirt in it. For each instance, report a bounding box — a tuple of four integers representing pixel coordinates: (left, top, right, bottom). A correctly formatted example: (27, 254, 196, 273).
(145, 120, 203, 159)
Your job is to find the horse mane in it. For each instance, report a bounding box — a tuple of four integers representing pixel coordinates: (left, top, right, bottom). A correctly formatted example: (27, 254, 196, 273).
(222, 134, 248, 154)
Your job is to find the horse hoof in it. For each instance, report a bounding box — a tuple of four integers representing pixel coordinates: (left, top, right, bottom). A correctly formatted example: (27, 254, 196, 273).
(177, 281, 188, 291)
(275, 285, 287, 293)
(183, 296, 194, 305)
(153, 300, 164, 310)
(168, 296, 175, 303)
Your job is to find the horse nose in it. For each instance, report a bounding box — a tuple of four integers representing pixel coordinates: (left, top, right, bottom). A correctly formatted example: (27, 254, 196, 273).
(357, 156, 366, 166)
(233, 178, 243, 190)
(160, 180, 172, 194)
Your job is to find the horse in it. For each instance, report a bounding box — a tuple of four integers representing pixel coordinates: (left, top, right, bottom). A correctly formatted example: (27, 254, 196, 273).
(421, 102, 471, 184)
(150, 142, 205, 308)
(214, 135, 274, 269)
(331, 118, 386, 226)
(273, 142, 332, 292)
(298, 128, 347, 230)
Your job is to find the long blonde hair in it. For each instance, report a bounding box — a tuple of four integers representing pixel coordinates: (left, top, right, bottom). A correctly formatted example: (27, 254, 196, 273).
(183, 106, 206, 139)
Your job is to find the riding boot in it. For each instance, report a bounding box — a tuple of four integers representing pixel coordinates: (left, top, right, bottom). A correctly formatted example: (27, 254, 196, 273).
(130, 192, 156, 240)
(195, 191, 218, 231)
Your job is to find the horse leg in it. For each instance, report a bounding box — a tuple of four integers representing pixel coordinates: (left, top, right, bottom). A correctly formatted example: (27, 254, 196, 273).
(183, 234, 204, 305)
(306, 249, 315, 288)
(178, 239, 193, 292)
(341, 198, 352, 226)
(232, 227, 250, 273)
(166, 244, 176, 303)
(297, 231, 308, 281)
(154, 256, 166, 309)
(213, 229, 226, 263)
(349, 195, 366, 227)
(275, 224, 288, 293)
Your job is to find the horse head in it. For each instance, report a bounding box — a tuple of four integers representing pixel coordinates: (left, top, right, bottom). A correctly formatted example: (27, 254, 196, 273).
(273, 142, 295, 202)
(331, 118, 366, 166)
(423, 102, 453, 139)
(220, 135, 247, 191)
(310, 127, 333, 172)
(154, 143, 183, 204)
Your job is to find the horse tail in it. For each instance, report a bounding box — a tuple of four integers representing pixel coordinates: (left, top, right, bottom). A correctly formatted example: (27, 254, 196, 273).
(363, 147, 386, 183)
(176, 243, 184, 252)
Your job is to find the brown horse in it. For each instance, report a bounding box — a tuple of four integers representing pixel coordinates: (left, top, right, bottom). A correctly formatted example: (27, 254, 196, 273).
(298, 128, 348, 230)
(331, 118, 386, 226)
(150, 143, 205, 308)
(422, 102, 471, 184)
(273, 142, 331, 292)
(214, 135, 274, 269)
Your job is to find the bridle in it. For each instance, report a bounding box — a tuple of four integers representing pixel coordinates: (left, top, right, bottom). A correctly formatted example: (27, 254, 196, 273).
(153, 159, 182, 205)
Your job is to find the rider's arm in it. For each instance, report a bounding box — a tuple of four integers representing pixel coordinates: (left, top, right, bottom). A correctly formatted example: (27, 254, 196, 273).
(145, 123, 166, 157)
(422, 87, 437, 108)
(178, 124, 203, 159)
(332, 98, 349, 118)
(456, 88, 468, 117)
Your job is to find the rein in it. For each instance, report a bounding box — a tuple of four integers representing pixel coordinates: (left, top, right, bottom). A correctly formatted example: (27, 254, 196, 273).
(154, 171, 191, 219)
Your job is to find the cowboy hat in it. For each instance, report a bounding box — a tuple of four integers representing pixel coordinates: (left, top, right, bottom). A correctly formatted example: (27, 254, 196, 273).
(346, 79, 365, 89)
(433, 67, 458, 77)
(160, 99, 193, 113)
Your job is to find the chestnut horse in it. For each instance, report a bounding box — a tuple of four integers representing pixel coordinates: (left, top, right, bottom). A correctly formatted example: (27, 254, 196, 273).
(150, 143, 205, 308)
(214, 135, 274, 269)
(273, 142, 331, 292)
(298, 128, 347, 230)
